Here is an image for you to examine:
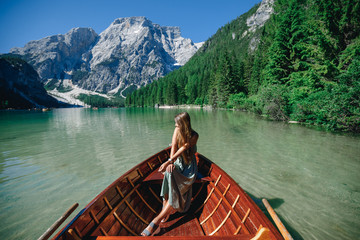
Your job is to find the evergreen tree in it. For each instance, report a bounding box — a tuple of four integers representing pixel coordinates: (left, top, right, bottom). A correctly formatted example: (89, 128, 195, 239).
(165, 80, 178, 105)
(126, 0, 360, 132)
(265, 1, 295, 84)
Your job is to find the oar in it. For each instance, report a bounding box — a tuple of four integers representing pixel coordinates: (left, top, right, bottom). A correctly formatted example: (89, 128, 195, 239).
(38, 203, 79, 240)
(262, 199, 293, 240)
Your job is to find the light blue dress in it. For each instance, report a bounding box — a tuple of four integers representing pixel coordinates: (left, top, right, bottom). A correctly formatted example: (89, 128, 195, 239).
(160, 146, 197, 213)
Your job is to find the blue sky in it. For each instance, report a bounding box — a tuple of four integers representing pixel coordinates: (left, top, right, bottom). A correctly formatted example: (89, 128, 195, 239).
(0, 0, 261, 54)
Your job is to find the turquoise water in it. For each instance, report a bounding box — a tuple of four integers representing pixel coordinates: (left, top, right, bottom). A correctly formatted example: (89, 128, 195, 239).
(0, 108, 359, 239)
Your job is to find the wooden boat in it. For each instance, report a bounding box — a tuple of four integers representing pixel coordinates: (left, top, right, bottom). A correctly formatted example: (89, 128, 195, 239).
(50, 147, 288, 240)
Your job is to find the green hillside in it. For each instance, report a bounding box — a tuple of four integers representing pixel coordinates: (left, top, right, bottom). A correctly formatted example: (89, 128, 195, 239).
(126, 0, 360, 132)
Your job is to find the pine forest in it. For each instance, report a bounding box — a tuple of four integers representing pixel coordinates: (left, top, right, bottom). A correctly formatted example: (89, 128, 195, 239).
(126, 0, 360, 133)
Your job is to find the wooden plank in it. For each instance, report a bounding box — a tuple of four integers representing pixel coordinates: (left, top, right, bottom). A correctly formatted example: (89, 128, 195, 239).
(160, 214, 205, 237)
(147, 162, 153, 170)
(208, 181, 250, 235)
(96, 211, 117, 236)
(88, 184, 141, 235)
(107, 218, 121, 236)
(95, 236, 252, 240)
(100, 227, 108, 236)
(128, 178, 158, 214)
(195, 174, 222, 213)
(194, 216, 206, 236)
(206, 190, 222, 236)
(200, 198, 223, 225)
(67, 229, 81, 240)
(262, 199, 293, 240)
(117, 183, 150, 226)
(113, 212, 137, 236)
(198, 156, 282, 238)
(38, 203, 78, 240)
(104, 197, 113, 210)
(251, 227, 273, 240)
(211, 189, 232, 236)
(148, 185, 163, 204)
(129, 189, 151, 233)
(209, 210, 232, 236)
(90, 210, 100, 225)
(200, 197, 213, 235)
(85, 184, 122, 235)
(119, 207, 136, 236)
(125, 190, 147, 235)
(200, 183, 231, 225)
(242, 209, 251, 223)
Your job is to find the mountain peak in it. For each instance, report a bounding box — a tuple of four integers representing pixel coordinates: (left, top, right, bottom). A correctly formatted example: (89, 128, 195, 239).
(112, 16, 149, 26)
(10, 16, 202, 97)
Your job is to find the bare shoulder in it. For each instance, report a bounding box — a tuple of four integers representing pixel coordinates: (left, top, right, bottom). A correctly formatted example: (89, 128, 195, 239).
(172, 127, 180, 136)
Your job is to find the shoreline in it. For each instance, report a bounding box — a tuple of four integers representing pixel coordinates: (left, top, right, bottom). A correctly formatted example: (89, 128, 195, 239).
(157, 104, 211, 110)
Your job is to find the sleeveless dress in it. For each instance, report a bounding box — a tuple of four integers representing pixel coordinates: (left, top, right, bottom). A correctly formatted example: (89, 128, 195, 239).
(160, 146, 198, 213)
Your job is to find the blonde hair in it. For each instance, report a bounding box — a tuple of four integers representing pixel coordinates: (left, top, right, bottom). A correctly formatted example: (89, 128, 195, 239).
(175, 112, 192, 164)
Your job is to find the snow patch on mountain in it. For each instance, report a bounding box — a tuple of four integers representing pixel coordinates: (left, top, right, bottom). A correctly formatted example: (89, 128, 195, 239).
(48, 80, 111, 107)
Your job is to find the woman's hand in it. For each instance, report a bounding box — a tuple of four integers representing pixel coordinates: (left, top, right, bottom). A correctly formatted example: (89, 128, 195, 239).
(158, 162, 169, 173)
(158, 161, 175, 173)
(166, 163, 175, 173)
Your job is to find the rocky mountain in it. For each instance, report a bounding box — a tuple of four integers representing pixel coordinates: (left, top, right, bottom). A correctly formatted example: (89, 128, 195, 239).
(0, 55, 67, 109)
(11, 27, 98, 82)
(243, 0, 274, 51)
(10, 17, 203, 100)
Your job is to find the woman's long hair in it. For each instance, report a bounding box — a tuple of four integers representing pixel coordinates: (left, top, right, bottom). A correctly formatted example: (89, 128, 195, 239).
(175, 112, 192, 164)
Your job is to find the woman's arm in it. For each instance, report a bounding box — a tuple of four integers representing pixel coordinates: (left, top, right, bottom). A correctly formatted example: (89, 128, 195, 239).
(158, 127, 179, 173)
(170, 127, 179, 159)
(159, 144, 187, 173)
(170, 131, 198, 160)
(158, 130, 198, 173)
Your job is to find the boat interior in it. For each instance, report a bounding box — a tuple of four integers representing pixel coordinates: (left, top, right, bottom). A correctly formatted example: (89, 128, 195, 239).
(54, 148, 281, 240)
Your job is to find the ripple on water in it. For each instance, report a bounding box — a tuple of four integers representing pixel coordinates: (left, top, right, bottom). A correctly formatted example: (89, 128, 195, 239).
(0, 108, 359, 240)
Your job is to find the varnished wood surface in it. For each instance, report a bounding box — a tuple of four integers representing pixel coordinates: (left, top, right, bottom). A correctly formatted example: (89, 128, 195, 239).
(51, 147, 283, 240)
(95, 236, 252, 240)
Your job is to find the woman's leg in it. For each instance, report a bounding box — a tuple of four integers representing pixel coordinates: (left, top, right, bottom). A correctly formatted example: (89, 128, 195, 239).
(162, 194, 168, 209)
(154, 200, 173, 223)
(141, 200, 174, 236)
(161, 194, 170, 222)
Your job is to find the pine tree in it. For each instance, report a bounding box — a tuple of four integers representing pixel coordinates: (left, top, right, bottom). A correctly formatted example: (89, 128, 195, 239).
(265, 6, 293, 84)
(165, 80, 178, 105)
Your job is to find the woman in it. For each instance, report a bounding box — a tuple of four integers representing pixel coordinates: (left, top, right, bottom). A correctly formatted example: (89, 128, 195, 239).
(141, 112, 199, 236)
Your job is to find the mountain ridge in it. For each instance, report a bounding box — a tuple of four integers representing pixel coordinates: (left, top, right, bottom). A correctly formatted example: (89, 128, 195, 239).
(0, 55, 70, 109)
(9, 17, 203, 105)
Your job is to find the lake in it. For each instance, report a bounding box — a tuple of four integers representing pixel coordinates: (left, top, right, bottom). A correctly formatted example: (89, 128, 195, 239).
(0, 108, 359, 239)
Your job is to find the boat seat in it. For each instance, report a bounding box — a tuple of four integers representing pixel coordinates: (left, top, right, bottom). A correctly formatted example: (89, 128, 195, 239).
(143, 169, 212, 183)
